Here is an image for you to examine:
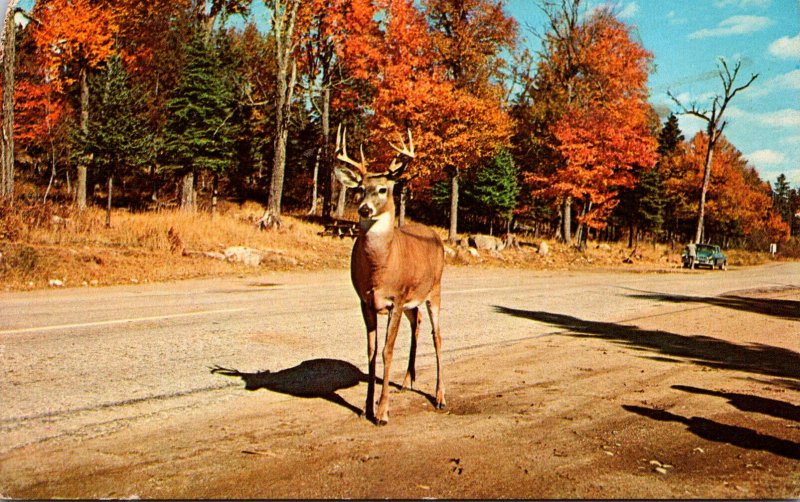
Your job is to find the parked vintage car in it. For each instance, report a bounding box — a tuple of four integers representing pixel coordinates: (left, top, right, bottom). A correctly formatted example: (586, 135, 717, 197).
(682, 243, 727, 270)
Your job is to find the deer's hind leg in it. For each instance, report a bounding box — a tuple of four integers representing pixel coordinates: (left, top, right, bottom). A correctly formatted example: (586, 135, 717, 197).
(426, 290, 446, 410)
(401, 307, 421, 391)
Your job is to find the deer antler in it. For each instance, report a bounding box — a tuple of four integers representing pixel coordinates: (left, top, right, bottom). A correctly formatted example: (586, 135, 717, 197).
(387, 129, 415, 175)
(335, 124, 368, 176)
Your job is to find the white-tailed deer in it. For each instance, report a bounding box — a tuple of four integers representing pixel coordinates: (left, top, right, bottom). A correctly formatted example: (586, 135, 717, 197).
(334, 125, 445, 425)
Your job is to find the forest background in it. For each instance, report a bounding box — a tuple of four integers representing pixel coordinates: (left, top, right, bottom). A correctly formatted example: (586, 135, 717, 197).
(1, 0, 798, 288)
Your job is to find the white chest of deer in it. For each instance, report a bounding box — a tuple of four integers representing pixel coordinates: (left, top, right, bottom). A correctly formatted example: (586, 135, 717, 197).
(334, 126, 446, 426)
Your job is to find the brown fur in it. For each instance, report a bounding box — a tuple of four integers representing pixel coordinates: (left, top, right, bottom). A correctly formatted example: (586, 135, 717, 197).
(338, 169, 446, 425)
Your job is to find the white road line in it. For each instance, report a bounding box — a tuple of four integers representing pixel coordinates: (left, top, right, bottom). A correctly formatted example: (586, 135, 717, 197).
(0, 308, 248, 335)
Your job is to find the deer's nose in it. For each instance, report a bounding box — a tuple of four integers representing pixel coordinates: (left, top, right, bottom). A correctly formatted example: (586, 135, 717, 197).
(358, 204, 373, 218)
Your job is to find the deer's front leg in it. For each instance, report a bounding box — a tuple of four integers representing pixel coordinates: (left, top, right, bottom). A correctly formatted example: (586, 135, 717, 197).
(375, 304, 403, 425)
(360, 301, 378, 422)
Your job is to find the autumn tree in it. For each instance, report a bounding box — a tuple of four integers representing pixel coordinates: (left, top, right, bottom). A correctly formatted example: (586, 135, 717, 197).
(417, 0, 517, 241)
(30, 0, 118, 210)
(15, 12, 74, 201)
(675, 132, 788, 247)
(668, 58, 757, 244)
(525, 4, 657, 246)
(294, 0, 382, 219)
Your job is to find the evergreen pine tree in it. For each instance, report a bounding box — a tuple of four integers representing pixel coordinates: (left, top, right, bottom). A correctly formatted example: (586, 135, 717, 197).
(88, 53, 153, 226)
(467, 149, 520, 234)
(773, 173, 792, 225)
(657, 113, 684, 156)
(657, 113, 687, 242)
(615, 163, 665, 247)
(161, 28, 236, 211)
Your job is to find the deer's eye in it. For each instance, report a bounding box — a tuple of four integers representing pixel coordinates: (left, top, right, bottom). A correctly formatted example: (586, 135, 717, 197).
(378, 187, 388, 195)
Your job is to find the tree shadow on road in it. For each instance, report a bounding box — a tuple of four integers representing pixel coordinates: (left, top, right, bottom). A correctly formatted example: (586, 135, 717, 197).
(492, 307, 800, 382)
(623, 405, 800, 460)
(210, 358, 435, 417)
(672, 385, 800, 422)
(625, 292, 800, 321)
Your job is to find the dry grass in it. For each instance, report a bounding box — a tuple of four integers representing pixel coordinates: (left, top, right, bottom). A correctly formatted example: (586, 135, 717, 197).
(0, 199, 787, 291)
(0, 201, 354, 291)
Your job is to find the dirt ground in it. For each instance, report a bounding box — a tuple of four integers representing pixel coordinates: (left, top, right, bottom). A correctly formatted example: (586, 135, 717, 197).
(0, 273, 798, 499)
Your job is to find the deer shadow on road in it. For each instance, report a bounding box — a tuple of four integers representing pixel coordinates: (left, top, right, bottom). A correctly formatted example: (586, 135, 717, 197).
(210, 358, 435, 417)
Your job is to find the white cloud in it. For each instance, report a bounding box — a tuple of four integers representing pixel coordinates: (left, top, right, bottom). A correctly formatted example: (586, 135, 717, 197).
(746, 149, 785, 165)
(667, 10, 687, 25)
(688, 15, 773, 39)
(757, 109, 800, 127)
(768, 33, 800, 59)
(713, 0, 771, 8)
(618, 2, 638, 19)
(749, 69, 800, 97)
(726, 107, 800, 127)
(769, 69, 800, 89)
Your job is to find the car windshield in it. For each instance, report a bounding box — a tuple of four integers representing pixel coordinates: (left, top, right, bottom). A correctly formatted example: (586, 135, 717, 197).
(697, 245, 716, 253)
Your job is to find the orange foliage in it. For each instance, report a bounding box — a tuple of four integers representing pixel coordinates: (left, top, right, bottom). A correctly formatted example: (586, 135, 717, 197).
(30, 0, 119, 90)
(369, 0, 513, 191)
(14, 78, 69, 149)
(678, 133, 789, 242)
(529, 11, 657, 229)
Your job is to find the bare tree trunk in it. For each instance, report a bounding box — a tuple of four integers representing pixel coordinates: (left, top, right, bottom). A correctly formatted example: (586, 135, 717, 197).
(43, 157, 56, 203)
(398, 183, 407, 227)
(335, 182, 346, 218)
(180, 171, 196, 212)
(562, 196, 572, 244)
(321, 84, 335, 221)
(669, 59, 757, 244)
(308, 145, 321, 215)
(448, 169, 459, 243)
(0, 0, 18, 200)
(76, 66, 90, 210)
(261, 0, 299, 230)
(211, 173, 219, 216)
(106, 175, 113, 227)
(694, 130, 716, 244)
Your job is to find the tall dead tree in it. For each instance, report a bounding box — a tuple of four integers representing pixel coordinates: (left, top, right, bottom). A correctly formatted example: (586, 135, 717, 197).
(669, 58, 757, 244)
(259, 0, 299, 230)
(1, 0, 19, 199)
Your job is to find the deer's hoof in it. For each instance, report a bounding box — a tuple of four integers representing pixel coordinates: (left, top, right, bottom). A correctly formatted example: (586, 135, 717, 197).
(375, 419, 388, 426)
(436, 402, 446, 410)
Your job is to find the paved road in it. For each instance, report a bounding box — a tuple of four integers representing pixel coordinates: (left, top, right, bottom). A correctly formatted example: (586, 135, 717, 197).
(1, 263, 798, 455)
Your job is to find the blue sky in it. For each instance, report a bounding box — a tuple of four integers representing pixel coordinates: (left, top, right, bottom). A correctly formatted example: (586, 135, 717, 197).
(509, 0, 800, 187)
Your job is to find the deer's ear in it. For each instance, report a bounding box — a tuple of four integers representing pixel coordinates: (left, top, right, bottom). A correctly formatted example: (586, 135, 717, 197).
(334, 165, 362, 188)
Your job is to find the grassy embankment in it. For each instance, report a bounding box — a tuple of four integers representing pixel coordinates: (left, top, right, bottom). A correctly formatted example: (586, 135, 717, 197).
(0, 200, 778, 291)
